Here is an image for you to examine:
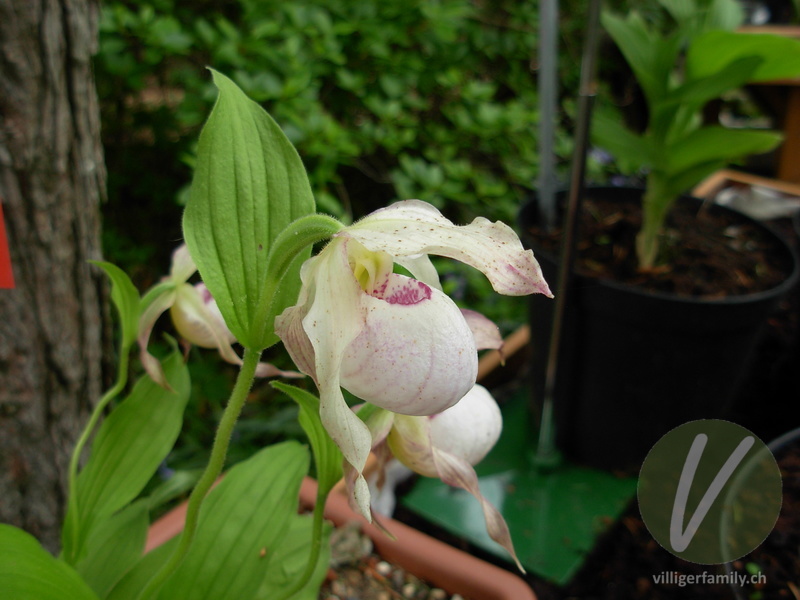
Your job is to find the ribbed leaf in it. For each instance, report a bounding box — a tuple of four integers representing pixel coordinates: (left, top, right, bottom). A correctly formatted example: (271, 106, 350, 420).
(667, 126, 783, 174)
(272, 382, 343, 496)
(183, 70, 315, 350)
(255, 514, 332, 600)
(156, 441, 310, 600)
(66, 350, 190, 560)
(90, 261, 140, 350)
(106, 538, 179, 600)
(601, 11, 681, 105)
(0, 525, 99, 600)
(688, 31, 800, 83)
(591, 107, 654, 172)
(75, 502, 149, 598)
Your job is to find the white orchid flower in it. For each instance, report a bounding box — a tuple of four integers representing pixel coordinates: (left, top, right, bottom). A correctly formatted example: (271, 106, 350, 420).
(275, 200, 551, 521)
(383, 384, 523, 570)
(138, 244, 300, 387)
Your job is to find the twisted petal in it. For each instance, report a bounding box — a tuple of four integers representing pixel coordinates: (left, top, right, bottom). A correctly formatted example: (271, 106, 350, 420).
(280, 238, 374, 520)
(387, 388, 521, 571)
(342, 200, 552, 297)
(137, 284, 177, 388)
(461, 309, 503, 352)
(168, 243, 197, 283)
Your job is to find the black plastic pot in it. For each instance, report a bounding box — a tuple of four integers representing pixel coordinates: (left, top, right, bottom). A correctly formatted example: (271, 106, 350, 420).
(519, 187, 799, 472)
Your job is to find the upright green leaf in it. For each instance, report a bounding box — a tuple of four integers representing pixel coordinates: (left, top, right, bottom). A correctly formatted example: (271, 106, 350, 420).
(106, 538, 179, 600)
(601, 12, 682, 105)
(591, 108, 654, 172)
(665, 56, 762, 115)
(75, 502, 149, 598)
(687, 31, 800, 83)
(667, 126, 783, 174)
(183, 69, 316, 351)
(64, 350, 190, 561)
(90, 261, 140, 350)
(0, 525, 99, 600)
(156, 441, 310, 600)
(255, 514, 332, 600)
(271, 382, 343, 496)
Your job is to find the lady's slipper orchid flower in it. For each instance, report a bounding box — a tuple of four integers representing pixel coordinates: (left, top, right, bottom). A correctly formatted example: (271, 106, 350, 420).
(275, 200, 551, 521)
(139, 244, 299, 387)
(382, 384, 523, 570)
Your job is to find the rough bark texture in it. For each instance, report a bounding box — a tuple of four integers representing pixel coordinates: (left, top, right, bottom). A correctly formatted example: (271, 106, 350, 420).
(0, 0, 106, 552)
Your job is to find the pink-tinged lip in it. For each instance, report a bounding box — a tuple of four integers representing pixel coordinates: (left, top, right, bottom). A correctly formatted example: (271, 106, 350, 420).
(381, 279, 432, 305)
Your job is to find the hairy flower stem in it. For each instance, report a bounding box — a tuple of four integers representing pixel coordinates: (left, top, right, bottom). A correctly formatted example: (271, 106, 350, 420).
(137, 347, 262, 600)
(63, 344, 130, 564)
(276, 484, 330, 600)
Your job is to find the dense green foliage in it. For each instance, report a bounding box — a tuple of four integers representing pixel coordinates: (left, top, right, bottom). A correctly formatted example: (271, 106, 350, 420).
(98, 0, 547, 226)
(96, 0, 587, 335)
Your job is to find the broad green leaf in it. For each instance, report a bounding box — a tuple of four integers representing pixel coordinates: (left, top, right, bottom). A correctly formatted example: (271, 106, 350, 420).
(75, 502, 149, 598)
(272, 382, 343, 496)
(700, 0, 744, 31)
(142, 469, 203, 511)
(255, 514, 332, 600)
(658, 0, 695, 26)
(660, 160, 727, 199)
(106, 537, 179, 600)
(156, 441, 310, 600)
(591, 108, 654, 172)
(601, 11, 681, 105)
(0, 524, 99, 600)
(664, 56, 762, 116)
(666, 126, 783, 174)
(90, 261, 140, 350)
(688, 31, 800, 83)
(66, 350, 190, 560)
(183, 69, 316, 351)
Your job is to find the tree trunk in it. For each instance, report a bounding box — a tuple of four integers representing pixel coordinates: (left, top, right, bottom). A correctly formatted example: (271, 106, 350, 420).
(0, 0, 107, 552)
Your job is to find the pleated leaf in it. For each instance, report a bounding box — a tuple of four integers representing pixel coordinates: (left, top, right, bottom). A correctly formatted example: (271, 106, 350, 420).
(183, 69, 315, 351)
(255, 514, 332, 600)
(155, 441, 310, 600)
(106, 538, 179, 600)
(0, 524, 99, 600)
(272, 382, 343, 496)
(75, 502, 149, 598)
(90, 261, 140, 350)
(65, 350, 190, 561)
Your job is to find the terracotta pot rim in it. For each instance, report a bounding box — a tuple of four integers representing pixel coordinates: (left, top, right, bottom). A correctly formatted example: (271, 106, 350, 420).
(145, 476, 536, 600)
(298, 478, 536, 600)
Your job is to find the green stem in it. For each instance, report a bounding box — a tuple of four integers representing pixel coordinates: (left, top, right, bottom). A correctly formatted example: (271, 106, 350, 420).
(63, 343, 131, 564)
(136, 347, 262, 600)
(253, 214, 343, 346)
(275, 484, 331, 600)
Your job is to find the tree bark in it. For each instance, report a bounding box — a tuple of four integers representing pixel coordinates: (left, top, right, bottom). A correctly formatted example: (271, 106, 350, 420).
(0, 0, 106, 552)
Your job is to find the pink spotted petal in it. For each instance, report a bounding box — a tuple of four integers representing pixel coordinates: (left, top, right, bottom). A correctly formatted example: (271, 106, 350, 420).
(461, 309, 503, 352)
(340, 273, 477, 416)
(292, 239, 375, 520)
(432, 447, 524, 573)
(343, 200, 552, 298)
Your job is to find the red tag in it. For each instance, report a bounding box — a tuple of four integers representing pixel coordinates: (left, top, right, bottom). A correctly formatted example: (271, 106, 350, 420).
(0, 201, 15, 289)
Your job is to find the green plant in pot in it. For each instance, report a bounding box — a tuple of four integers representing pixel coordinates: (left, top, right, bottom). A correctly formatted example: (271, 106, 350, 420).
(592, 0, 800, 269)
(521, 0, 800, 472)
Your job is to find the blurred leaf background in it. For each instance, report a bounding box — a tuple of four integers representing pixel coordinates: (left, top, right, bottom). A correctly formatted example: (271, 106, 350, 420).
(93, 0, 632, 477)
